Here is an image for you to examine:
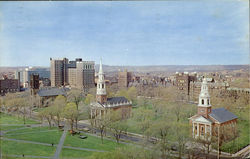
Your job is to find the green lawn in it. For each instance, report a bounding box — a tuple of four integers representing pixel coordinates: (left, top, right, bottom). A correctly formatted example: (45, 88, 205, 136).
(64, 133, 126, 151)
(5, 126, 63, 144)
(0, 139, 56, 156)
(0, 113, 39, 125)
(0, 125, 24, 131)
(60, 148, 96, 158)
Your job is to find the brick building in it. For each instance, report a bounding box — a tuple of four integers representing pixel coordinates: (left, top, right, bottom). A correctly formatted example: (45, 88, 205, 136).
(30, 74, 40, 96)
(118, 70, 132, 89)
(91, 60, 132, 120)
(189, 78, 237, 140)
(175, 72, 197, 100)
(0, 76, 20, 96)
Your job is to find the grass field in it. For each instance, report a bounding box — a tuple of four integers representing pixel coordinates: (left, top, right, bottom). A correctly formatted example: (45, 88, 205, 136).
(0, 113, 128, 158)
(0, 139, 56, 156)
(5, 126, 63, 144)
(60, 148, 95, 158)
(64, 132, 126, 151)
(0, 113, 39, 125)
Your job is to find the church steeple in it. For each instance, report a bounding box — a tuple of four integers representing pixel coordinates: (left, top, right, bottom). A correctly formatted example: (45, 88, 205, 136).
(197, 78, 212, 118)
(96, 59, 107, 104)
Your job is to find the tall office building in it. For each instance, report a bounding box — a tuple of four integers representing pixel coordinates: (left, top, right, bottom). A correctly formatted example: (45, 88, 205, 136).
(50, 58, 68, 87)
(50, 58, 95, 91)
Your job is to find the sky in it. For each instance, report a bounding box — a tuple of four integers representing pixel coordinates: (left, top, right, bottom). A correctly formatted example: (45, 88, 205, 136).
(0, 0, 249, 66)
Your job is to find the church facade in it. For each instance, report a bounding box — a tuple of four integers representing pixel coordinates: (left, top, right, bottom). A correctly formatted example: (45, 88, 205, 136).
(90, 60, 132, 120)
(189, 78, 238, 140)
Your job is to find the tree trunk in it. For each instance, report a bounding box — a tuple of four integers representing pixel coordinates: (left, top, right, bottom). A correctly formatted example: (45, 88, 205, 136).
(23, 114, 26, 125)
(75, 117, 78, 130)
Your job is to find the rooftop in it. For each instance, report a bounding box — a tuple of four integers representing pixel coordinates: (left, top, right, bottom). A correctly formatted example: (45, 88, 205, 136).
(37, 87, 69, 97)
(209, 108, 238, 123)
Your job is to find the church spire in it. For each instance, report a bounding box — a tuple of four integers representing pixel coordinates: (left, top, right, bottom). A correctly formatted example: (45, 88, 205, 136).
(197, 77, 212, 118)
(198, 78, 211, 107)
(96, 59, 107, 104)
(99, 58, 103, 75)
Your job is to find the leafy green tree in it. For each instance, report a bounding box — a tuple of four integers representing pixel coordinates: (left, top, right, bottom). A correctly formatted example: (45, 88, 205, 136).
(38, 106, 54, 128)
(84, 94, 95, 105)
(146, 120, 171, 159)
(127, 86, 137, 102)
(174, 122, 189, 159)
(116, 89, 129, 99)
(108, 110, 128, 143)
(63, 102, 78, 131)
(52, 95, 66, 127)
(95, 112, 111, 144)
(67, 89, 84, 130)
(133, 107, 153, 135)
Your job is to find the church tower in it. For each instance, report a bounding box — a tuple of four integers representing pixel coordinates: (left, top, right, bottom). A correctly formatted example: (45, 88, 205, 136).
(197, 78, 211, 118)
(96, 59, 107, 104)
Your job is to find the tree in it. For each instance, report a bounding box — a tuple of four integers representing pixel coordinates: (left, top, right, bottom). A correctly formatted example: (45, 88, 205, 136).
(95, 112, 111, 144)
(174, 122, 189, 159)
(52, 95, 66, 127)
(17, 97, 29, 125)
(84, 94, 95, 105)
(212, 125, 236, 158)
(196, 133, 212, 159)
(108, 110, 128, 143)
(116, 89, 129, 99)
(127, 86, 137, 102)
(147, 120, 171, 159)
(38, 107, 54, 128)
(67, 89, 84, 130)
(133, 107, 153, 136)
(63, 102, 78, 131)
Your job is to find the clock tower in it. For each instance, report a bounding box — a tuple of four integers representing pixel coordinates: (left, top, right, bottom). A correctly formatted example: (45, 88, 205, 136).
(197, 78, 212, 118)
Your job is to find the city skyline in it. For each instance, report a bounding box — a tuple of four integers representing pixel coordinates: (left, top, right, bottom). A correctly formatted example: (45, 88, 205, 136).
(0, 1, 249, 67)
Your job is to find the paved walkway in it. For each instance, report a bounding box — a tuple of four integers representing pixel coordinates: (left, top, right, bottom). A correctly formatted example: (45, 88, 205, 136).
(53, 124, 69, 159)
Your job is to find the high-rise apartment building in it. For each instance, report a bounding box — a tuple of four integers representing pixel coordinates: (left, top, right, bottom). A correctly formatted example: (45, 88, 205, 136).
(118, 69, 132, 89)
(50, 58, 95, 91)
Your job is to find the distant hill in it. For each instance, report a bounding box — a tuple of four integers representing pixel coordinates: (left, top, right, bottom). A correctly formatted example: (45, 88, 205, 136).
(98, 65, 249, 73)
(0, 65, 248, 73)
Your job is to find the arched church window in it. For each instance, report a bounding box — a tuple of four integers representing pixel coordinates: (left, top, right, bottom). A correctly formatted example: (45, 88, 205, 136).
(207, 99, 209, 105)
(102, 84, 104, 88)
(202, 99, 204, 105)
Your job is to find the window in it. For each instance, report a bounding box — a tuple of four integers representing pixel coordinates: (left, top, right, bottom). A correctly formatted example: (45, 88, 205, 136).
(202, 99, 204, 105)
(102, 84, 104, 88)
(207, 99, 210, 105)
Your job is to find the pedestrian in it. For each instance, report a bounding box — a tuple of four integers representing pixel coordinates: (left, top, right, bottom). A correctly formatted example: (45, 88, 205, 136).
(22, 154, 24, 157)
(52, 143, 54, 146)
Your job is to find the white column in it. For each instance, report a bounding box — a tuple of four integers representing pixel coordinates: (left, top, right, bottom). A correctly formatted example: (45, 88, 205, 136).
(205, 124, 207, 139)
(90, 109, 93, 119)
(192, 122, 195, 138)
(197, 123, 199, 137)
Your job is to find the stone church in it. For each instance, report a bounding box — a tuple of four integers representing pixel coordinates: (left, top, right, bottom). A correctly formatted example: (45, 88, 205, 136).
(90, 60, 132, 120)
(189, 78, 238, 140)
